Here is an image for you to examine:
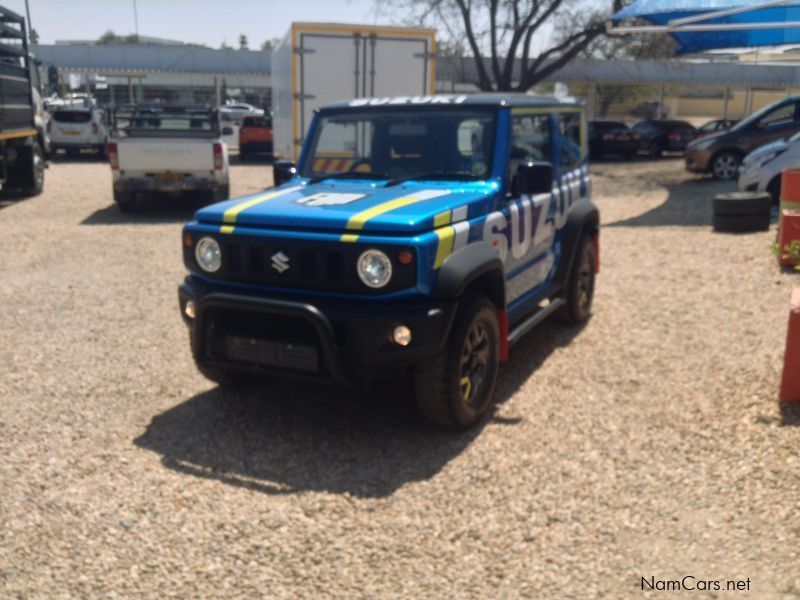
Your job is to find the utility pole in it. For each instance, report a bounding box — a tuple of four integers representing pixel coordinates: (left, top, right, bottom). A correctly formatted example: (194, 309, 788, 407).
(132, 0, 140, 40)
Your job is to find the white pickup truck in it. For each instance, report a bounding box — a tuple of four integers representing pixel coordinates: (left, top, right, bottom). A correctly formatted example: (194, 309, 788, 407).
(107, 105, 230, 212)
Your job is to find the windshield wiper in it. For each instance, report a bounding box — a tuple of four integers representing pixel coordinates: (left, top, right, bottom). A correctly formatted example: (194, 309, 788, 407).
(308, 172, 390, 184)
(383, 172, 482, 187)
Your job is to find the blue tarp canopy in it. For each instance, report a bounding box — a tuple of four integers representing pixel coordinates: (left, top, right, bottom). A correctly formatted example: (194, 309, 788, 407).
(612, 0, 800, 54)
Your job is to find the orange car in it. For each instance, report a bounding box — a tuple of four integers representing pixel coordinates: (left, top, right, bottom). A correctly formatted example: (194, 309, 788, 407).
(239, 116, 273, 159)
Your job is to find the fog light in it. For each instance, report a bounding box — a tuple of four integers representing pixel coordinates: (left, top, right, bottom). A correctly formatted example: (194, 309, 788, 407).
(184, 300, 196, 319)
(392, 324, 412, 346)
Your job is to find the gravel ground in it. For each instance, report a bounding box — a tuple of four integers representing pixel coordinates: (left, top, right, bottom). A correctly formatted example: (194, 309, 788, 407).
(1, 156, 799, 598)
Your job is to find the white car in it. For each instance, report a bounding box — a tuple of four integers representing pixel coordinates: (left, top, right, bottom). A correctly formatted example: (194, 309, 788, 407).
(48, 106, 108, 157)
(218, 102, 264, 125)
(738, 131, 800, 202)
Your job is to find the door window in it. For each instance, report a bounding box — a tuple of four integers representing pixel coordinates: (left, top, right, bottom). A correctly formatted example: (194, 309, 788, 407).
(509, 114, 551, 182)
(558, 113, 582, 169)
(758, 103, 797, 129)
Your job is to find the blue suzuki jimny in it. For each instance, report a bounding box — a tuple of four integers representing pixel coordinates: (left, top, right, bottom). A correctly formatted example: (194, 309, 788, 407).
(178, 94, 599, 429)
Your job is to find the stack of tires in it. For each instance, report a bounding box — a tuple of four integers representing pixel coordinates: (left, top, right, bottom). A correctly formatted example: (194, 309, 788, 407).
(712, 192, 772, 233)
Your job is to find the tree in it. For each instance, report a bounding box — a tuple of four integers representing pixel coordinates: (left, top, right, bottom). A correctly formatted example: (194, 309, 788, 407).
(29, 28, 39, 44)
(260, 38, 281, 51)
(239, 34, 249, 50)
(96, 30, 140, 45)
(392, 0, 627, 92)
(97, 30, 123, 45)
(220, 40, 232, 50)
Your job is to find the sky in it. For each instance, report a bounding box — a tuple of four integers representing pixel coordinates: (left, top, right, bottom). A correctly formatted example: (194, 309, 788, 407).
(6, 0, 387, 48)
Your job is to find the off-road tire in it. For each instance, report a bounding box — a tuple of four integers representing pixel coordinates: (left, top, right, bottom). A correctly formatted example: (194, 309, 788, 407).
(19, 144, 45, 197)
(559, 235, 596, 324)
(712, 213, 770, 233)
(414, 294, 500, 430)
(713, 191, 772, 216)
(114, 188, 135, 212)
(215, 183, 230, 202)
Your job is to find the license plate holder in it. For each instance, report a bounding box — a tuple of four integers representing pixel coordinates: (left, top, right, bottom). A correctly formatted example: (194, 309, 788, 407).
(154, 172, 185, 182)
(225, 336, 319, 372)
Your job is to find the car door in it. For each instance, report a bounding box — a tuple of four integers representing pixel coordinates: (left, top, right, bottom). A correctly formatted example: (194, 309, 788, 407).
(748, 101, 800, 153)
(499, 109, 586, 318)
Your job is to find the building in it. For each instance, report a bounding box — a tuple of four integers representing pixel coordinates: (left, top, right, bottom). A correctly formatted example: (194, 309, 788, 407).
(31, 43, 271, 108)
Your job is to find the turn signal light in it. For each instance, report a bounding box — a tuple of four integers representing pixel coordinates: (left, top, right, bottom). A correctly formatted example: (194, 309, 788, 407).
(397, 250, 413, 265)
(183, 232, 193, 247)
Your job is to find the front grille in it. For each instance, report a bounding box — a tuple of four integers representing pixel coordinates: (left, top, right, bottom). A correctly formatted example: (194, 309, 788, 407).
(188, 233, 417, 295)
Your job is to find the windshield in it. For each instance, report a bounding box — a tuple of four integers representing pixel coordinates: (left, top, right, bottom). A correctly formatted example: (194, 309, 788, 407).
(301, 108, 496, 181)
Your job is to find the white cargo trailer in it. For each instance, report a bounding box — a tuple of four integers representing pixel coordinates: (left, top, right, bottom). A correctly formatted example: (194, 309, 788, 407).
(271, 22, 436, 161)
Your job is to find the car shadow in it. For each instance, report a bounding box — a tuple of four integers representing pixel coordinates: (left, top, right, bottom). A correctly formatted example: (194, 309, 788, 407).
(134, 318, 585, 498)
(605, 177, 736, 228)
(81, 197, 202, 225)
(50, 152, 107, 164)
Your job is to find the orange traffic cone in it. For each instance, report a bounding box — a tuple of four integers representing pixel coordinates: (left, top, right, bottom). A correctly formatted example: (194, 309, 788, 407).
(780, 287, 800, 404)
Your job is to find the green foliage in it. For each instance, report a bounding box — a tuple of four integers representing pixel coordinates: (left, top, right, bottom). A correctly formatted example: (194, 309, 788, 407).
(773, 240, 800, 271)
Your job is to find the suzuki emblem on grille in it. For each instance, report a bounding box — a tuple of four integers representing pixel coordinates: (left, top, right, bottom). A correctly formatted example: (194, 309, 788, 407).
(271, 251, 290, 273)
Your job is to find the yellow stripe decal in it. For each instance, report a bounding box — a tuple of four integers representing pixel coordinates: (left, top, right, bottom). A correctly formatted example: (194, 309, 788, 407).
(344, 189, 451, 233)
(433, 210, 451, 228)
(345, 197, 422, 231)
(433, 226, 455, 269)
(219, 186, 302, 234)
(340, 234, 359, 243)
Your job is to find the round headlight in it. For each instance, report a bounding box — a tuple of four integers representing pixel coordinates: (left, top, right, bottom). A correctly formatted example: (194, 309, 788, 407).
(357, 249, 392, 288)
(195, 236, 222, 273)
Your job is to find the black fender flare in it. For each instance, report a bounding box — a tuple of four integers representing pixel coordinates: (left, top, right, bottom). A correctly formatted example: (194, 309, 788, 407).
(556, 199, 600, 287)
(432, 241, 505, 308)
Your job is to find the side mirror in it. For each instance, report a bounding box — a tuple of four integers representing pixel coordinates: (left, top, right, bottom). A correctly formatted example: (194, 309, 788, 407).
(513, 161, 553, 196)
(273, 160, 297, 186)
(222, 126, 233, 136)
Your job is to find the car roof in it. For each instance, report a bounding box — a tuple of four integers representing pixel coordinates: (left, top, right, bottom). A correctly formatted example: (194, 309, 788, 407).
(320, 93, 583, 111)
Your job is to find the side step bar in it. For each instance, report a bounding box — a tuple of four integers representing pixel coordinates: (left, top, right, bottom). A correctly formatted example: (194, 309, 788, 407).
(507, 298, 566, 346)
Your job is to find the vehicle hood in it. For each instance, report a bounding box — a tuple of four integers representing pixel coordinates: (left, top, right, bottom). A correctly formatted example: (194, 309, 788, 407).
(687, 129, 726, 148)
(743, 138, 789, 165)
(195, 180, 496, 234)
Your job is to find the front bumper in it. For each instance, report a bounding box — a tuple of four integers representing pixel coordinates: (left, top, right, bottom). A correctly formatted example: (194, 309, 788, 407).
(737, 165, 763, 192)
(115, 176, 221, 193)
(178, 277, 457, 384)
(685, 147, 712, 173)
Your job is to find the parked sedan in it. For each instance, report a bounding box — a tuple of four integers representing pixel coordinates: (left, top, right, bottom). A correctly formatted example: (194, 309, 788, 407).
(738, 130, 800, 202)
(217, 102, 264, 125)
(631, 120, 697, 158)
(686, 97, 800, 179)
(589, 120, 639, 160)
